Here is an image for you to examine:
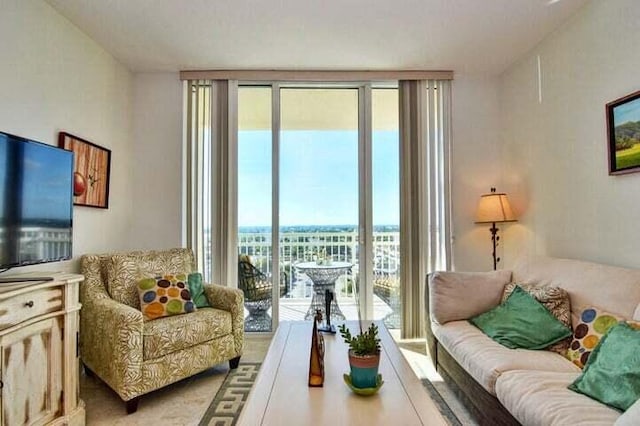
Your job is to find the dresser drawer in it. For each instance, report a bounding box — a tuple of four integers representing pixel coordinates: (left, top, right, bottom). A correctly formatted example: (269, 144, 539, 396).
(0, 286, 64, 330)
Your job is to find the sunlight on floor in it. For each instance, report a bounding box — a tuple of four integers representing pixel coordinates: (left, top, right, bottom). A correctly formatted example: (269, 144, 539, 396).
(399, 346, 444, 383)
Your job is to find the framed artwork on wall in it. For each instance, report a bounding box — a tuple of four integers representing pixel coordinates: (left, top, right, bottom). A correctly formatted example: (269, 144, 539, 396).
(58, 132, 111, 208)
(606, 90, 640, 175)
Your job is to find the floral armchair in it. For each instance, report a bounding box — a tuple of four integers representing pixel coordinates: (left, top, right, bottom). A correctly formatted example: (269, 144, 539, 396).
(79, 248, 244, 413)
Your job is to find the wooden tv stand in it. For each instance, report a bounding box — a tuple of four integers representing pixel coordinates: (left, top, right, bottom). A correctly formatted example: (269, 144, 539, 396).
(0, 272, 85, 425)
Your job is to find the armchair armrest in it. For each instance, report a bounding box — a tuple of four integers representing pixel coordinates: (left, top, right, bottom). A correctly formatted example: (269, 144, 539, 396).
(80, 298, 143, 400)
(203, 284, 244, 355)
(427, 270, 512, 325)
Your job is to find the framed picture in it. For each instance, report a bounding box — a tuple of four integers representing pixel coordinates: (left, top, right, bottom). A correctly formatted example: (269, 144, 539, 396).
(606, 90, 640, 175)
(58, 132, 111, 208)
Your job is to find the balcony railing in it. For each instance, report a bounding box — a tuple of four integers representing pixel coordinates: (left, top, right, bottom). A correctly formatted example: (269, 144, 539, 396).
(237, 229, 399, 275)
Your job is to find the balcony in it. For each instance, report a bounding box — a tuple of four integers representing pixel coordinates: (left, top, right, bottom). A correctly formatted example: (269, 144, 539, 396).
(237, 227, 400, 331)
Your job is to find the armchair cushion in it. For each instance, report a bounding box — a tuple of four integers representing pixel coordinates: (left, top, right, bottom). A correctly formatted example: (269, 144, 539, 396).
(429, 270, 512, 325)
(105, 248, 195, 308)
(142, 307, 232, 360)
(138, 274, 197, 321)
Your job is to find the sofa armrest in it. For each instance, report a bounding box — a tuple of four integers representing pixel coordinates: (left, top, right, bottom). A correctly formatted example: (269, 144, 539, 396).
(615, 398, 640, 426)
(80, 298, 143, 400)
(427, 270, 512, 325)
(203, 284, 244, 356)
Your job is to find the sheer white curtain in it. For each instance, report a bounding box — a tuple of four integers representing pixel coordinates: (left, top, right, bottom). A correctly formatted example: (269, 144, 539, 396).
(399, 80, 452, 338)
(185, 79, 239, 287)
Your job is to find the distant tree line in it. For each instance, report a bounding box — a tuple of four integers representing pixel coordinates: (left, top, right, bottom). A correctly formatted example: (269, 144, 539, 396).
(615, 120, 640, 151)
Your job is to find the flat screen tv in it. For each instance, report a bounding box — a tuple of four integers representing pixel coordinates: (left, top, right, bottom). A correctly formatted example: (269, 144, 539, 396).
(0, 131, 73, 273)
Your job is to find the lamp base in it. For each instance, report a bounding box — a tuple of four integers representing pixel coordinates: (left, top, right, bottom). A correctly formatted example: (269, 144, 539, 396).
(490, 223, 500, 271)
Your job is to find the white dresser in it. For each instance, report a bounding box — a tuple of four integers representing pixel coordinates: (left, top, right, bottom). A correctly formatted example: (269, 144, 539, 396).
(0, 273, 84, 425)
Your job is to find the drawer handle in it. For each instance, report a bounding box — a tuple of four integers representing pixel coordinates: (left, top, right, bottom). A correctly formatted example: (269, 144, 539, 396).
(24, 301, 34, 308)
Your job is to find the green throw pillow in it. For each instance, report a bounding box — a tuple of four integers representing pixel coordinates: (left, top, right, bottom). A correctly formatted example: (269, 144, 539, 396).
(470, 285, 572, 349)
(568, 322, 640, 411)
(188, 272, 210, 308)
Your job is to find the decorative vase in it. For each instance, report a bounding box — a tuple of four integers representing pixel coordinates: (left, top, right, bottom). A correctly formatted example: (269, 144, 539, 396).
(348, 350, 380, 388)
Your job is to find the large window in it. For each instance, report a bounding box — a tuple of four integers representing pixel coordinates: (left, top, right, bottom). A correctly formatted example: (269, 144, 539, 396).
(234, 85, 401, 332)
(185, 77, 452, 337)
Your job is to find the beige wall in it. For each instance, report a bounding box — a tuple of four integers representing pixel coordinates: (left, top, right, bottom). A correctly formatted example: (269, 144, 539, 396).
(500, 0, 640, 269)
(0, 0, 134, 272)
(128, 75, 502, 271)
(450, 74, 505, 271)
(131, 73, 184, 249)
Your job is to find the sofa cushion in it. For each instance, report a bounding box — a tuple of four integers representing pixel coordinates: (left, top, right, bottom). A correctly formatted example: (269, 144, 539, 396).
(471, 286, 572, 350)
(615, 398, 640, 426)
(502, 282, 572, 355)
(495, 370, 620, 426)
(106, 248, 195, 308)
(512, 256, 640, 324)
(432, 320, 579, 394)
(567, 306, 624, 368)
(142, 307, 232, 360)
(428, 270, 511, 324)
(569, 322, 640, 411)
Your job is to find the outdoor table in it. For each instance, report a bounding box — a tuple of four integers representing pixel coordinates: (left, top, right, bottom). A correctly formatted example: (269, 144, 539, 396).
(294, 261, 353, 322)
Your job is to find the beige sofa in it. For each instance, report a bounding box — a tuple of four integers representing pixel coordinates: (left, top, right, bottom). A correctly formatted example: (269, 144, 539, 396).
(426, 256, 640, 425)
(80, 248, 244, 413)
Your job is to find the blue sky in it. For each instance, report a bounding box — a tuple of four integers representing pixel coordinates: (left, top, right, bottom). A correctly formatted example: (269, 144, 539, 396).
(238, 130, 399, 226)
(614, 97, 640, 126)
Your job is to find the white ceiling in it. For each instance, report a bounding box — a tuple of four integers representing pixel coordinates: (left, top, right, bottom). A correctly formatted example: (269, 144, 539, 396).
(46, 0, 588, 75)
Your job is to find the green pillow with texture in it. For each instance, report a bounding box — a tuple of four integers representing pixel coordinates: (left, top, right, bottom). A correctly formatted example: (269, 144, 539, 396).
(188, 272, 210, 308)
(470, 285, 572, 349)
(568, 322, 640, 411)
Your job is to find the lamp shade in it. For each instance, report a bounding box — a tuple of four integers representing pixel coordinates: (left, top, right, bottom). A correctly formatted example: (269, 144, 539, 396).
(475, 192, 517, 224)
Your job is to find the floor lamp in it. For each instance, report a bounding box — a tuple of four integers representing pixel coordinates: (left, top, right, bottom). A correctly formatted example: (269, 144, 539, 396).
(475, 188, 517, 270)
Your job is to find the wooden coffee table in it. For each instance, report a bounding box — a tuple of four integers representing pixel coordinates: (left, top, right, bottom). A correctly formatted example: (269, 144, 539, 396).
(238, 321, 447, 425)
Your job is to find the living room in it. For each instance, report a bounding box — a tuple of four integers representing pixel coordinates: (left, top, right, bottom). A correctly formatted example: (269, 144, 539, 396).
(0, 0, 638, 425)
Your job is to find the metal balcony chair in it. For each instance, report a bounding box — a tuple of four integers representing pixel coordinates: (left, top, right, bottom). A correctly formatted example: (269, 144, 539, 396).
(238, 255, 289, 331)
(373, 267, 401, 328)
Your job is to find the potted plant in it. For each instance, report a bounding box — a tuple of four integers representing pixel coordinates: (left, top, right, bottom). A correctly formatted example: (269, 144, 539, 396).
(338, 322, 381, 389)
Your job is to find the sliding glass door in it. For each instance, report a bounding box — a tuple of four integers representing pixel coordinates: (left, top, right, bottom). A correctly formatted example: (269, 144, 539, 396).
(237, 84, 400, 332)
(279, 88, 359, 324)
(372, 88, 401, 328)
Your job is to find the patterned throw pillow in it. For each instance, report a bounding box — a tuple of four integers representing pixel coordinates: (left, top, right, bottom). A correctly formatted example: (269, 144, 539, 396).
(501, 282, 572, 355)
(567, 307, 623, 368)
(138, 273, 197, 321)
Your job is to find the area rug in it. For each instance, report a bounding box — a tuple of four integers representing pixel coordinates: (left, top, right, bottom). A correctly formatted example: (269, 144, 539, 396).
(199, 363, 261, 426)
(199, 362, 463, 426)
(421, 379, 463, 426)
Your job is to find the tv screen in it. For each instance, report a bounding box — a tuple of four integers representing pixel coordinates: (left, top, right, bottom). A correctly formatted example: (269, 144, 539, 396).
(0, 132, 73, 269)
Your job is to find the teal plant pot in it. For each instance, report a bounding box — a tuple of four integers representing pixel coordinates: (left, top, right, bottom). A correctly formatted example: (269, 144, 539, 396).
(348, 350, 380, 389)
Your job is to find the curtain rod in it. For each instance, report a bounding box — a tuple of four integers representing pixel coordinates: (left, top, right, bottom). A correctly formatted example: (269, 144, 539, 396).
(179, 70, 453, 81)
